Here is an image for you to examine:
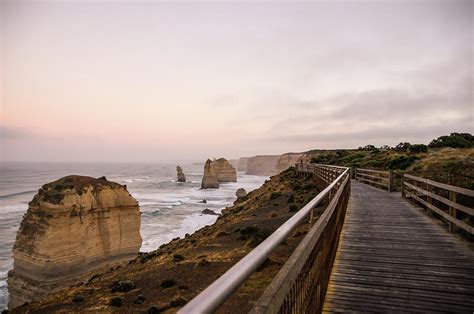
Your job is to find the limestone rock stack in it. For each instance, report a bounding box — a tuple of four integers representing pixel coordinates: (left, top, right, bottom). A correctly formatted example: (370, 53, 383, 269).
(210, 158, 237, 182)
(177, 165, 186, 182)
(201, 160, 219, 189)
(8, 176, 142, 309)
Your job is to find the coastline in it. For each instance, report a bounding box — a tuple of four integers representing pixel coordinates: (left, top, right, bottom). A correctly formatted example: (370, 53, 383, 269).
(0, 162, 267, 310)
(13, 167, 323, 313)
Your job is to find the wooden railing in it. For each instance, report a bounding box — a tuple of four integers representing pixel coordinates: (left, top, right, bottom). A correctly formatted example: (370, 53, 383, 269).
(251, 165, 350, 313)
(402, 174, 474, 235)
(179, 164, 350, 313)
(355, 168, 393, 191)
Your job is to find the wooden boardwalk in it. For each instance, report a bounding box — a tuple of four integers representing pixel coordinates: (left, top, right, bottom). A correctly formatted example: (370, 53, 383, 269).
(323, 181, 474, 313)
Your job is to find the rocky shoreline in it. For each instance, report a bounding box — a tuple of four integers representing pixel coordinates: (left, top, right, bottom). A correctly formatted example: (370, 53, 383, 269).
(11, 167, 324, 313)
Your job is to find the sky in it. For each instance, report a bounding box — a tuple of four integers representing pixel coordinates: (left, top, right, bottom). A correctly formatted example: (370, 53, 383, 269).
(1, 0, 473, 162)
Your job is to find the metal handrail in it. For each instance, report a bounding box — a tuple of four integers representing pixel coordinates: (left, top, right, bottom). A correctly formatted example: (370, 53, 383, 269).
(179, 165, 350, 313)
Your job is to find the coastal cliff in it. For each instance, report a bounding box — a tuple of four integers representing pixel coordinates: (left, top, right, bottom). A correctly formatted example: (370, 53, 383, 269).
(237, 157, 249, 171)
(8, 176, 142, 309)
(245, 155, 280, 176)
(211, 158, 237, 182)
(237, 153, 305, 176)
(14, 167, 323, 313)
(275, 153, 304, 173)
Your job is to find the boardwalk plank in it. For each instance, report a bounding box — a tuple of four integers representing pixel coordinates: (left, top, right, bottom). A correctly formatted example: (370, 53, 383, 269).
(323, 181, 474, 313)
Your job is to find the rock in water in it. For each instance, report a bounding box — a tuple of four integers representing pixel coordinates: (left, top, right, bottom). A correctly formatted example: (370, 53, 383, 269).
(210, 158, 237, 182)
(201, 209, 220, 216)
(201, 159, 219, 189)
(8, 175, 142, 309)
(176, 166, 186, 182)
(236, 188, 247, 199)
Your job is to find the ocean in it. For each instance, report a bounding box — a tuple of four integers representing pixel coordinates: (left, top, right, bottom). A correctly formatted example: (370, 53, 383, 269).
(0, 161, 267, 310)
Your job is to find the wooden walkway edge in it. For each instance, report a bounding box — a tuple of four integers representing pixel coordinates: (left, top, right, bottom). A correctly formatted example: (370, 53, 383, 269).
(323, 181, 474, 313)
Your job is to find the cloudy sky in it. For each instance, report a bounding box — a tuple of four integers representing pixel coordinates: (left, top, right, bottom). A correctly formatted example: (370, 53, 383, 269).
(1, 0, 472, 162)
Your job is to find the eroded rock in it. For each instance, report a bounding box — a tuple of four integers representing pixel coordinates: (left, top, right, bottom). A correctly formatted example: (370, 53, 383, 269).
(8, 175, 142, 309)
(201, 160, 219, 189)
(177, 166, 186, 183)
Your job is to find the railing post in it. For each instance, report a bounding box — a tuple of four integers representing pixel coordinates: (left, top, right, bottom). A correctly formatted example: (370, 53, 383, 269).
(426, 181, 432, 216)
(401, 173, 405, 198)
(388, 171, 393, 192)
(449, 191, 457, 232)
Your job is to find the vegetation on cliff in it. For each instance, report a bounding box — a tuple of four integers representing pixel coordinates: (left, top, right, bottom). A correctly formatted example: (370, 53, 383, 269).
(309, 133, 474, 188)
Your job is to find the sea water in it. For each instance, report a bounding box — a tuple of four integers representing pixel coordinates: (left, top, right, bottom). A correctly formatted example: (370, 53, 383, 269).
(0, 161, 267, 309)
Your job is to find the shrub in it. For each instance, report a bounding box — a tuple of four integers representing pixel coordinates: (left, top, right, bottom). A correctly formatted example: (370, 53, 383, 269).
(302, 183, 316, 190)
(387, 156, 418, 170)
(169, 297, 188, 307)
(148, 306, 167, 313)
(160, 279, 177, 289)
(394, 142, 411, 152)
(109, 297, 123, 307)
(409, 144, 428, 154)
(365, 159, 384, 168)
(291, 183, 302, 190)
(111, 280, 135, 293)
(173, 254, 185, 262)
(72, 294, 85, 303)
(429, 133, 474, 149)
(239, 226, 271, 247)
(270, 192, 281, 200)
(134, 294, 146, 304)
(287, 195, 295, 204)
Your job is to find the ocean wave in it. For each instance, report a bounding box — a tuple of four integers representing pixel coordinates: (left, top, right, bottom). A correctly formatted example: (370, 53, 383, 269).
(0, 190, 36, 199)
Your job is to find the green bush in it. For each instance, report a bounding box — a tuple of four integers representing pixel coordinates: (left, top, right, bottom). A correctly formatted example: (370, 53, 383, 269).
(287, 195, 295, 204)
(111, 280, 135, 293)
(173, 254, 185, 262)
(409, 144, 428, 153)
(160, 279, 177, 289)
(169, 297, 188, 307)
(387, 156, 418, 170)
(72, 294, 85, 303)
(109, 297, 123, 307)
(134, 294, 146, 304)
(429, 133, 474, 149)
(270, 192, 281, 200)
(239, 226, 271, 247)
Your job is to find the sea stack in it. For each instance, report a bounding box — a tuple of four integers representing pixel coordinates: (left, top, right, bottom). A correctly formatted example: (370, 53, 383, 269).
(177, 165, 186, 182)
(8, 175, 142, 309)
(201, 159, 219, 189)
(210, 158, 237, 182)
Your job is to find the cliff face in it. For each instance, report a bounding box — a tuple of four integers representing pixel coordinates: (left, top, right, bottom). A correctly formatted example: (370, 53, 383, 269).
(245, 155, 280, 176)
(275, 153, 304, 173)
(201, 160, 219, 189)
(237, 157, 249, 172)
(211, 158, 237, 182)
(8, 176, 142, 309)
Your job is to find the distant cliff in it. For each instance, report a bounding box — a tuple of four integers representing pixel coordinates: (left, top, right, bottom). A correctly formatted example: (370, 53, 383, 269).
(8, 176, 142, 309)
(245, 155, 280, 176)
(238, 153, 305, 176)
